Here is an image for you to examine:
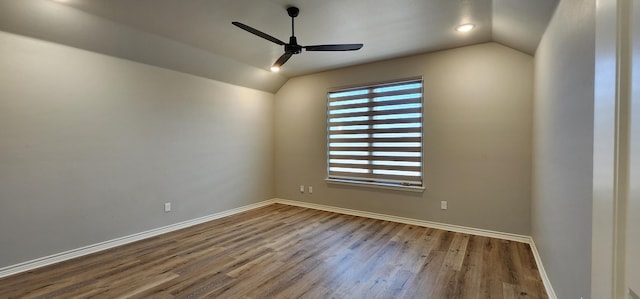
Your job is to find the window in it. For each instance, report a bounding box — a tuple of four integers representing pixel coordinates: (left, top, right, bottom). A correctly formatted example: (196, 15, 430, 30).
(326, 78, 424, 189)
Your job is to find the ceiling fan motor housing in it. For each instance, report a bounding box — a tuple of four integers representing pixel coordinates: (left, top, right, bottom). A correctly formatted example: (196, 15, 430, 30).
(286, 36, 302, 54)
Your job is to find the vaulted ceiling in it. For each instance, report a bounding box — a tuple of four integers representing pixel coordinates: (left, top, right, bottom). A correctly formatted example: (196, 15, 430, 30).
(0, 0, 558, 93)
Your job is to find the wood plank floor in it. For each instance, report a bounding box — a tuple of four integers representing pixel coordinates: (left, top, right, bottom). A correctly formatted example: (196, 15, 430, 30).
(0, 204, 548, 298)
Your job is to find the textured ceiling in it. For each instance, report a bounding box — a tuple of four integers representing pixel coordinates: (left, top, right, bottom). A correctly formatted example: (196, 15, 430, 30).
(0, 0, 558, 93)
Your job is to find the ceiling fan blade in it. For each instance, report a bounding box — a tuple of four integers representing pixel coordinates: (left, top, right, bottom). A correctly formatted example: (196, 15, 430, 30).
(231, 22, 286, 46)
(273, 53, 293, 68)
(304, 44, 363, 51)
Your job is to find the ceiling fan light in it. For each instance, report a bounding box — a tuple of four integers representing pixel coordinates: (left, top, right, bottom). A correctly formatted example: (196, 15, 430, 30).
(270, 66, 280, 72)
(456, 23, 475, 32)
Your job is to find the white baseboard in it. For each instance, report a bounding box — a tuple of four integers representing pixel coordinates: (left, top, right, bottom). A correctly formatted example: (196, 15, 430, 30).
(272, 198, 556, 299)
(0, 199, 277, 279)
(528, 237, 558, 299)
(0, 197, 556, 299)
(273, 198, 530, 243)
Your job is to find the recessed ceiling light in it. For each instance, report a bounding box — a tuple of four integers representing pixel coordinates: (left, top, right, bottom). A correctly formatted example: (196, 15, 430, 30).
(456, 24, 475, 33)
(270, 66, 280, 72)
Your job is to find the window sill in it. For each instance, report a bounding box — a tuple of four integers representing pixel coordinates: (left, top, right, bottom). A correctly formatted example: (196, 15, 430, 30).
(325, 178, 426, 193)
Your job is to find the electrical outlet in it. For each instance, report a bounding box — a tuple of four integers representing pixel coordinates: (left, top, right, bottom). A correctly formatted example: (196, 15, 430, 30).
(308, 186, 313, 193)
(164, 202, 171, 212)
(440, 201, 447, 210)
(300, 185, 305, 193)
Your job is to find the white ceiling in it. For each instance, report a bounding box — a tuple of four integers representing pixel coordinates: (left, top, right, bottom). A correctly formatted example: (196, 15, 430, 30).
(0, 0, 558, 93)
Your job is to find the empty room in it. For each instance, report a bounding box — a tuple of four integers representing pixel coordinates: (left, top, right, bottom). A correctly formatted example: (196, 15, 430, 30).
(0, 0, 638, 298)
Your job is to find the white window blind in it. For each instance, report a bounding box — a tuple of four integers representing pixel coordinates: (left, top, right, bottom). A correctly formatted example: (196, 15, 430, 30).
(327, 78, 423, 187)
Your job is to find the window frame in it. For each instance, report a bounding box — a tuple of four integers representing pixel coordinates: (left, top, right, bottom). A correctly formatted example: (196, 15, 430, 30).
(325, 77, 425, 192)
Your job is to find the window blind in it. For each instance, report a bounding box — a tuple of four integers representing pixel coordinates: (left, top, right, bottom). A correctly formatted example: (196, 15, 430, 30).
(327, 79, 423, 187)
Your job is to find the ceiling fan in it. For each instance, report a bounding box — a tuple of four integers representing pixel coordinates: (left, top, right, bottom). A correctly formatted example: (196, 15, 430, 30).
(232, 6, 364, 72)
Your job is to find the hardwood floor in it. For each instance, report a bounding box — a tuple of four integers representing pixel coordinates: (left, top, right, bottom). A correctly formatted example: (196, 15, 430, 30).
(0, 204, 548, 298)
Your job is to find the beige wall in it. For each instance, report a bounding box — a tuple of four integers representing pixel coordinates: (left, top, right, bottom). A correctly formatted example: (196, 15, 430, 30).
(532, 0, 595, 298)
(0, 31, 275, 268)
(628, 0, 640, 294)
(274, 42, 533, 235)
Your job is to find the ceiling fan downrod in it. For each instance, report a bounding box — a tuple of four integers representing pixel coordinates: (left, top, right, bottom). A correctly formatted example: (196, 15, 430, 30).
(288, 6, 299, 37)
